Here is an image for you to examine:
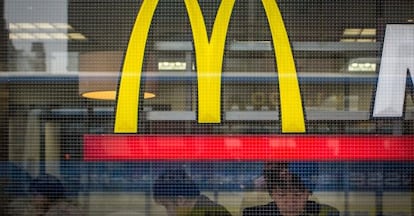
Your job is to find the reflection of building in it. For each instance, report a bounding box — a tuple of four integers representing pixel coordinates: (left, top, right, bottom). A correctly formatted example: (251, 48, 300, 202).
(0, 18, 8, 71)
(30, 42, 46, 71)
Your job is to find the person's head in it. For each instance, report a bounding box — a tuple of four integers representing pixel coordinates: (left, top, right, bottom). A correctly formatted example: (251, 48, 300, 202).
(153, 169, 200, 216)
(264, 162, 311, 216)
(29, 174, 66, 215)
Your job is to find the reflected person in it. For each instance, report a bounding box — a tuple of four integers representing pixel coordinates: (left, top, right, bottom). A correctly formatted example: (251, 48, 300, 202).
(29, 174, 83, 216)
(153, 168, 232, 216)
(243, 163, 339, 216)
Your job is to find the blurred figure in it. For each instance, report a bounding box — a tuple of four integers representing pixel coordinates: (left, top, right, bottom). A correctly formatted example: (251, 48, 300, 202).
(2, 162, 32, 216)
(153, 168, 232, 216)
(28, 174, 83, 216)
(239, 162, 289, 211)
(243, 162, 339, 216)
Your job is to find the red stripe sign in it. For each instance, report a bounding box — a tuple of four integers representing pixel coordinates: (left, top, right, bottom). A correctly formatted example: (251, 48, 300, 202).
(83, 135, 414, 161)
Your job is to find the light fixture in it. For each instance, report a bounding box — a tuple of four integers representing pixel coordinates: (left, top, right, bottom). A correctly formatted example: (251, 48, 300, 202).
(68, 33, 86, 40)
(340, 38, 356, 42)
(16, 23, 36, 29)
(343, 28, 361, 36)
(9, 22, 73, 30)
(360, 28, 376, 36)
(34, 23, 54, 29)
(340, 38, 376, 43)
(347, 58, 378, 72)
(8, 23, 18, 29)
(8, 22, 85, 41)
(10, 33, 31, 40)
(52, 23, 73, 29)
(341, 28, 376, 42)
(33, 33, 52, 39)
(356, 38, 376, 43)
(9, 32, 87, 40)
(79, 51, 156, 100)
(343, 28, 377, 37)
(158, 61, 186, 70)
(50, 33, 68, 40)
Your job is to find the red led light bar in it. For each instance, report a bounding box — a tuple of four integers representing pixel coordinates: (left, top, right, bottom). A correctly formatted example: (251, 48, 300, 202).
(83, 135, 414, 161)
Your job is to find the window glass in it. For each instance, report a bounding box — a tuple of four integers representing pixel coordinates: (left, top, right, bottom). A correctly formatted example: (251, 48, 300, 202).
(1, 1, 413, 216)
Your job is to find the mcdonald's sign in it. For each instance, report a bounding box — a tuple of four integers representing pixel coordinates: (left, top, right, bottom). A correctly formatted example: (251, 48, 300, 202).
(114, 0, 305, 134)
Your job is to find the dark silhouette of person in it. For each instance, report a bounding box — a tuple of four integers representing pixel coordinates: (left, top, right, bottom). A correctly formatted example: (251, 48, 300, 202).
(243, 162, 339, 216)
(153, 168, 232, 216)
(29, 174, 83, 216)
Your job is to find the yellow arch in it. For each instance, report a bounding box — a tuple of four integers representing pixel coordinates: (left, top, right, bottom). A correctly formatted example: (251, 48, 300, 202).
(184, 0, 236, 123)
(262, 0, 305, 132)
(115, 0, 305, 133)
(114, 0, 159, 133)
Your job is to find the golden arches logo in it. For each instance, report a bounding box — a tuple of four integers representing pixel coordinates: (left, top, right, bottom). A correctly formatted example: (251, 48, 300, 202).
(115, 0, 305, 133)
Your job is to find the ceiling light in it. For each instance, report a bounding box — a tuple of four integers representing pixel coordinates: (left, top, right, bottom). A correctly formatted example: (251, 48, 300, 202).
(356, 38, 376, 43)
(81, 91, 155, 100)
(347, 58, 378, 72)
(360, 28, 376, 36)
(408, 19, 414, 23)
(158, 61, 186, 70)
(144, 92, 156, 99)
(9, 22, 74, 30)
(8, 23, 18, 30)
(343, 28, 361, 36)
(348, 63, 376, 72)
(342, 28, 376, 42)
(34, 23, 54, 29)
(9, 33, 18, 39)
(9, 32, 87, 41)
(50, 33, 68, 39)
(68, 33, 86, 40)
(340, 38, 356, 42)
(16, 33, 35, 39)
(8, 22, 85, 41)
(33, 33, 52, 39)
(79, 51, 157, 100)
(82, 90, 117, 100)
(17, 23, 36, 29)
(52, 23, 73, 29)
(364, 63, 372, 68)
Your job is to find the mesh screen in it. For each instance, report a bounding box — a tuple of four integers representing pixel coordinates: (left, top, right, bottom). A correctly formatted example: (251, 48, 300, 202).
(1, 0, 413, 215)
